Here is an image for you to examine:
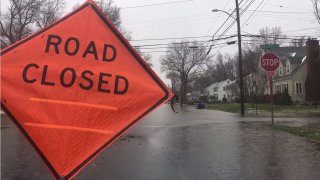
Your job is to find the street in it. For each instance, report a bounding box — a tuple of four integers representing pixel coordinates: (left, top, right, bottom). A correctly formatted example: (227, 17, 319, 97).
(2, 105, 320, 180)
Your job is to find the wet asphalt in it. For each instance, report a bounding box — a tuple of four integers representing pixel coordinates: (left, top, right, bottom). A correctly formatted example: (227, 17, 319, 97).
(1, 105, 320, 180)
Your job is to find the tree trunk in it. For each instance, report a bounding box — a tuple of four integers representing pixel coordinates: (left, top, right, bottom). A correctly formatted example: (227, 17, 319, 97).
(183, 81, 187, 105)
(180, 79, 184, 108)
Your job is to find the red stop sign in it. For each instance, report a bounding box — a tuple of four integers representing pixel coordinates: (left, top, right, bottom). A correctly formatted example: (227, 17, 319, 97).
(260, 53, 280, 72)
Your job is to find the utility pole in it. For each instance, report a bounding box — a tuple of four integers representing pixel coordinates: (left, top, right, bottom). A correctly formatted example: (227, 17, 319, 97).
(235, 0, 245, 116)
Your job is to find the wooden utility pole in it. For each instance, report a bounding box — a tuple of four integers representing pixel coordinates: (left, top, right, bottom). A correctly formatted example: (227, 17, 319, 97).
(235, 0, 245, 116)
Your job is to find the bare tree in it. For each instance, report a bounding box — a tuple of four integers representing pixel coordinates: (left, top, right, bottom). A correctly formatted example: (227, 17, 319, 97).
(166, 71, 180, 93)
(73, 0, 122, 29)
(1, 0, 42, 47)
(36, 0, 65, 29)
(291, 36, 307, 47)
(94, 0, 121, 28)
(215, 53, 228, 81)
(141, 53, 153, 67)
(0, 0, 65, 48)
(93, 1, 153, 64)
(312, 0, 320, 24)
(258, 26, 286, 45)
(214, 53, 236, 82)
(161, 41, 211, 106)
(133, 46, 153, 67)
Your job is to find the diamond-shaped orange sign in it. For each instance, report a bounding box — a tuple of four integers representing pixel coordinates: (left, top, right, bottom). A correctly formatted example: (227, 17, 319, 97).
(1, 1, 172, 179)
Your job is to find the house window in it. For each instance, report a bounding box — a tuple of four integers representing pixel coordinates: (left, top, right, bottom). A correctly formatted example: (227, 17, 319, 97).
(296, 82, 303, 94)
(281, 83, 288, 92)
(265, 85, 269, 95)
(285, 83, 288, 92)
(223, 86, 226, 91)
(276, 84, 281, 93)
(279, 66, 283, 76)
(214, 87, 218, 92)
(286, 62, 290, 74)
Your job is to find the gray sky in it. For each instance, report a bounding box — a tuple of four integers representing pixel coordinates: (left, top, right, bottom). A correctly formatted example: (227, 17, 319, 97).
(1, 0, 319, 84)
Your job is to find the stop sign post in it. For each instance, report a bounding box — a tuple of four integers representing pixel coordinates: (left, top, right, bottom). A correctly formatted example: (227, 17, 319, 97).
(260, 53, 280, 125)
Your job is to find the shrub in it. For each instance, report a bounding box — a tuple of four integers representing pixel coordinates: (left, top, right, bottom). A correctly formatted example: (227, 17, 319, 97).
(222, 97, 227, 103)
(274, 88, 292, 105)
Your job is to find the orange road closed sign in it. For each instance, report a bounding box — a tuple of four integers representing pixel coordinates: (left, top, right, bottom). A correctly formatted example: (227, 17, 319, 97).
(0, 1, 172, 179)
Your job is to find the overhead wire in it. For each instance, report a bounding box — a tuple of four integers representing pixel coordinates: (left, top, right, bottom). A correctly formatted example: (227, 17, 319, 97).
(241, 0, 265, 27)
(126, 0, 317, 55)
(121, 0, 195, 9)
(203, 0, 246, 56)
(205, 0, 232, 35)
(140, 44, 232, 54)
(207, 0, 255, 56)
(133, 35, 238, 48)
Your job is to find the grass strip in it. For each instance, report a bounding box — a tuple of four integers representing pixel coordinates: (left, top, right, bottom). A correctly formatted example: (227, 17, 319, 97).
(272, 125, 320, 143)
(206, 103, 320, 114)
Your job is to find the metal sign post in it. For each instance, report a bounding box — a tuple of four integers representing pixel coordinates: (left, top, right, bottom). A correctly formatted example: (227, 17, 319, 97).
(268, 73, 274, 125)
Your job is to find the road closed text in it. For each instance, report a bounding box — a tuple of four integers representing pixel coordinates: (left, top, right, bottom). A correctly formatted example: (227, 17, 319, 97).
(21, 34, 129, 95)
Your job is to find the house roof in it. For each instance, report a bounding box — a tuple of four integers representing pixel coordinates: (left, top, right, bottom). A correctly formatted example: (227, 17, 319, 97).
(273, 56, 306, 81)
(204, 82, 219, 90)
(270, 46, 306, 62)
(287, 56, 305, 64)
(204, 79, 232, 90)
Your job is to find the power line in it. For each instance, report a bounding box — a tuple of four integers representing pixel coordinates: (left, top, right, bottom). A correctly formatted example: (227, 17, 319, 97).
(215, 0, 255, 41)
(125, 16, 215, 28)
(209, 0, 259, 57)
(125, 13, 213, 25)
(264, 3, 311, 11)
(205, 0, 232, 35)
(130, 34, 235, 42)
(140, 44, 230, 53)
(133, 35, 238, 48)
(138, 42, 228, 50)
(129, 26, 319, 42)
(204, 1, 245, 54)
(245, 10, 313, 14)
(241, 0, 265, 27)
(133, 40, 209, 48)
(121, 0, 194, 9)
(130, 27, 319, 49)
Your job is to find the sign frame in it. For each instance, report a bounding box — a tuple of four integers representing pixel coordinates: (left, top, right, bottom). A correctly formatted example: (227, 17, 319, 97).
(0, 1, 170, 179)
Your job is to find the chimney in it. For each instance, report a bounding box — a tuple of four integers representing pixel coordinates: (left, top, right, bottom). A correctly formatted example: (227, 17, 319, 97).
(305, 39, 320, 101)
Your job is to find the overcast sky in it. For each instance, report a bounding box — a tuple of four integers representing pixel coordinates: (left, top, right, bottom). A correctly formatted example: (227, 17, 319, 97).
(1, 0, 319, 84)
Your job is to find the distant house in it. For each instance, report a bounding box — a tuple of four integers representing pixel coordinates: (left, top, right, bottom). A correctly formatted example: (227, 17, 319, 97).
(186, 91, 201, 102)
(204, 79, 235, 102)
(264, 46, 307, 102)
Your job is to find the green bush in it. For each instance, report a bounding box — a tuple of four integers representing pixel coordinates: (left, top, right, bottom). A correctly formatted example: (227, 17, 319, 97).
(274, 88, 292, 105)
(222, 97, 227, 103)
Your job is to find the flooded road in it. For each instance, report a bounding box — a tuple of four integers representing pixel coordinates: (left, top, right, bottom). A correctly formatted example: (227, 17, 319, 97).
(2, 105, 320, 180)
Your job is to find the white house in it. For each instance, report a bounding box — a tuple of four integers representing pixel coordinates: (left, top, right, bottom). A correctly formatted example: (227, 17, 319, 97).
(204, 79, 235, 102)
